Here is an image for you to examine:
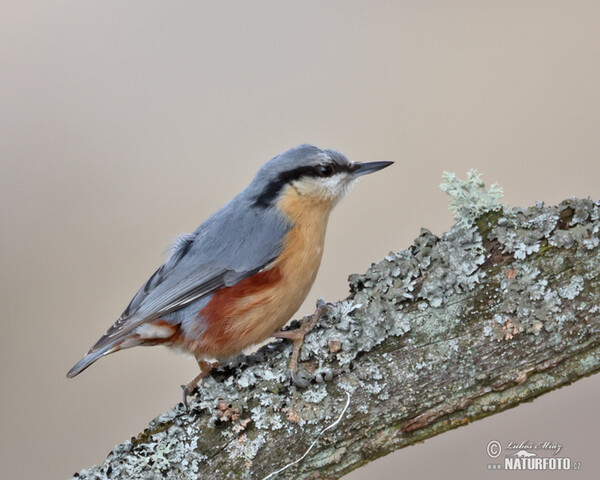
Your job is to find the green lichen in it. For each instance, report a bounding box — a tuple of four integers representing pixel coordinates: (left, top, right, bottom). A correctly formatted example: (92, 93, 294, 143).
(440, 169, 504, 227)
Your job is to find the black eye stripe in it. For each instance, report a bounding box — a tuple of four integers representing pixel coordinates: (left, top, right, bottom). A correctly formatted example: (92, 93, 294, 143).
(253, 162, 356, 207)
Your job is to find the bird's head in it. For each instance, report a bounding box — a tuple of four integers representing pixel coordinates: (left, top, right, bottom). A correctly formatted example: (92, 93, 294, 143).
(250, 144, 393, 210)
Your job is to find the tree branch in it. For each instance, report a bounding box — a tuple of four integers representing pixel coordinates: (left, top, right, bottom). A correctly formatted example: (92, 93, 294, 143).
(74, 191, 600, 480)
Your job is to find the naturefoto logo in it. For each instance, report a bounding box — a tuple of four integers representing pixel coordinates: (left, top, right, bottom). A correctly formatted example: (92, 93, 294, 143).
(486, 440, 582, 471)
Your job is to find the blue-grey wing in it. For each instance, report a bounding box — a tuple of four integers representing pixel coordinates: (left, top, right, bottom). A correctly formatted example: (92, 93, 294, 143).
(89, 197, 290, 353)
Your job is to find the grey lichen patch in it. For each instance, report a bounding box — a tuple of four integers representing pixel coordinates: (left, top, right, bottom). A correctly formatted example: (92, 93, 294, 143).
(302, 383, 329, 404)
(226, 432, 266, 463)
(486, 200, 598, 333)
(418, 226, 486, 307)
(484, 263, 555, 337)
(490, 205, 558, 260)
(77, 425, 206, 480)
(295, 295, 412, 371)
(440, 169, 504, 227)
(350, 225, 486, 314)
(558, 275, 585, 300)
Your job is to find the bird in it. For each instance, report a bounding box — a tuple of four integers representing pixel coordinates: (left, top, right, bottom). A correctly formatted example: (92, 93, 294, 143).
(67, 144, 392, 407)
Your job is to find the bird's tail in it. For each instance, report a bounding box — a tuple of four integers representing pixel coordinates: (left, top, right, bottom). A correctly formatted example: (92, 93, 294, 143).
(66, 343, 119, 378)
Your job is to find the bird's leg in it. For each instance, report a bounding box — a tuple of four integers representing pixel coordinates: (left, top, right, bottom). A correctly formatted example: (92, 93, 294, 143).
(273, 303, 329, 388)
(181, 359, 220, 410)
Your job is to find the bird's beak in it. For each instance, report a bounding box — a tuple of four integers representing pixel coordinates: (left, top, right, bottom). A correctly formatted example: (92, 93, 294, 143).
(351, 161, 394, 177)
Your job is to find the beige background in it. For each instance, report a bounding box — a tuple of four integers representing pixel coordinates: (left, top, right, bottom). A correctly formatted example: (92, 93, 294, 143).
(1, 1, 599, 479)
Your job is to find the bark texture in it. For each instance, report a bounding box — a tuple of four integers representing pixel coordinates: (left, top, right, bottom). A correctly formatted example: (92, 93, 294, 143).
(74, 189, 600, 480)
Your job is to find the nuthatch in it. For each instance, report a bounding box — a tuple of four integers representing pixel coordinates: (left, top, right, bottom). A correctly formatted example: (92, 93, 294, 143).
(67, 144, 392, 407)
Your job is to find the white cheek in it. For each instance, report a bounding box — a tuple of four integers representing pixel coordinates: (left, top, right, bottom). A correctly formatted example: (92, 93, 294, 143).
(338, 177, 358, 200)
(294, 173, 357, 201)
(322, 175, 344, 196)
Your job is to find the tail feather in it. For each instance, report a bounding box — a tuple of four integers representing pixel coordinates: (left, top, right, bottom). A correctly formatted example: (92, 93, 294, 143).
(66, 344, 118, 378)
(67, 322, 171, 378)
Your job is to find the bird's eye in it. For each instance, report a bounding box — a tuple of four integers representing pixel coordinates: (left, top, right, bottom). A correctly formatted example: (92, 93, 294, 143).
(319, 165, 334, 176)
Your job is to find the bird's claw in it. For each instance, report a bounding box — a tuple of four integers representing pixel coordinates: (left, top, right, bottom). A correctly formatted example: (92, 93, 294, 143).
(274, 303, 332, 389)
(290, 369, 311, 388)
(181, 384, 195, 411)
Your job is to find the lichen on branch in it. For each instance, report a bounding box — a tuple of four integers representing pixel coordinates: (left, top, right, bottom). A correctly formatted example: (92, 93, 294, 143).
(440, 169, 504, 227)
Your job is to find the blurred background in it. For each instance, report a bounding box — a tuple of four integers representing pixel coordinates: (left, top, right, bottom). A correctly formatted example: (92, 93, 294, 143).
(1, 1, 599, 479)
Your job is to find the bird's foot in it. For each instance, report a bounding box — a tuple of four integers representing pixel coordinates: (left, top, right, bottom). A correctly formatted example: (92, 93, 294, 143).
(273, 302, 330, 388)
(180, 360, 220, 410)
(180, 383, 197, 411)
